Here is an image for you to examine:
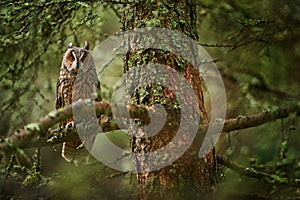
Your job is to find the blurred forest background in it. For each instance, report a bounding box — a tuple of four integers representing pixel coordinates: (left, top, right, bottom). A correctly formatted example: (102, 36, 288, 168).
(0, 0, 299, 199)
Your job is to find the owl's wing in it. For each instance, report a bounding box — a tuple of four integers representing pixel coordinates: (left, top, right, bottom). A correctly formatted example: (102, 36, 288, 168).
(55, 79, 63, 109)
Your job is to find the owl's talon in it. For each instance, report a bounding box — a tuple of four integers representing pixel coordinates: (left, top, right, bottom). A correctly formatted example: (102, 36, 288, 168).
(57, 126, 63, 132)
(65, 121, 75, 130)
(76, 142, 85, 150)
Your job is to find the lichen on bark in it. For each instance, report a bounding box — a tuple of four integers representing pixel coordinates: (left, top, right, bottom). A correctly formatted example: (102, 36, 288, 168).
(121, 0, 217, 199)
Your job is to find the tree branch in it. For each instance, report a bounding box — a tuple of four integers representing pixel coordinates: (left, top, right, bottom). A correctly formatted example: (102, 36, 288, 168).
(0, 99, 150, 151)
(0, 99, 299, 152)
(217, 156, 300, 187)
(222, 103, 300, 133)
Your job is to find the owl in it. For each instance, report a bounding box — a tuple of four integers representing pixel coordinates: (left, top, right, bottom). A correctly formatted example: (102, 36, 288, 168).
(55, 41, 101, 164)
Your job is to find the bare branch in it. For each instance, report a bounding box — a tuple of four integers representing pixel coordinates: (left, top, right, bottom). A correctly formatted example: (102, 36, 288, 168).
(217, 156, 300, 187)
(0, 99, 299, 152)
(222, 103, 300, 133)
(0, 99, 150, 151)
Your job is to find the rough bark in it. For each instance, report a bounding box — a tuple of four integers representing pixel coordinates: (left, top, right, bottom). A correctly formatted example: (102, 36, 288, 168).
(122, 0, 215, 199)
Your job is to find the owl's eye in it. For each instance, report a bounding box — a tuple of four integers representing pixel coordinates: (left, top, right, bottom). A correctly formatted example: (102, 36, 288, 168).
(81, 52, 86, 62)
(69, 51, 75, 62)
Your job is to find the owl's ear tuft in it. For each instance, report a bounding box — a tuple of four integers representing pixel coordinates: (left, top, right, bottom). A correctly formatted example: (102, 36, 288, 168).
(84, 41, 89, 50)
(68, 43, 73, 49)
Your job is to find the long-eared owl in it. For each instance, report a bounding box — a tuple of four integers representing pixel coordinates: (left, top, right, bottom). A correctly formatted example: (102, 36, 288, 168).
(55, 41, 101, 164)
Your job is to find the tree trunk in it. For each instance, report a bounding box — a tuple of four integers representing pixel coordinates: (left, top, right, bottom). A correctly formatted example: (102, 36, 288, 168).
(122, 1, 217, 199)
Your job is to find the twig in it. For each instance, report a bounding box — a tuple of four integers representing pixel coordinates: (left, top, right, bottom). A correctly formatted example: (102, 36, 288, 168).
(279, 113, 296, 161)
(217, 156, 300, 187)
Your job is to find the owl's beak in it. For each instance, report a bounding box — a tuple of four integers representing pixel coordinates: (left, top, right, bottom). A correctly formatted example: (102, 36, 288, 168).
(72, 61, 77, 68)
(70, 61, 79, 75)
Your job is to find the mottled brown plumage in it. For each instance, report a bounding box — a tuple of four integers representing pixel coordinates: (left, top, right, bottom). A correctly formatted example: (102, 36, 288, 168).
(55, 41, 101, 164)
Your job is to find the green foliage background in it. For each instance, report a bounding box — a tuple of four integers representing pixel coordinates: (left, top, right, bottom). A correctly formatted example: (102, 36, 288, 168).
(0, 0, 299, 199)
